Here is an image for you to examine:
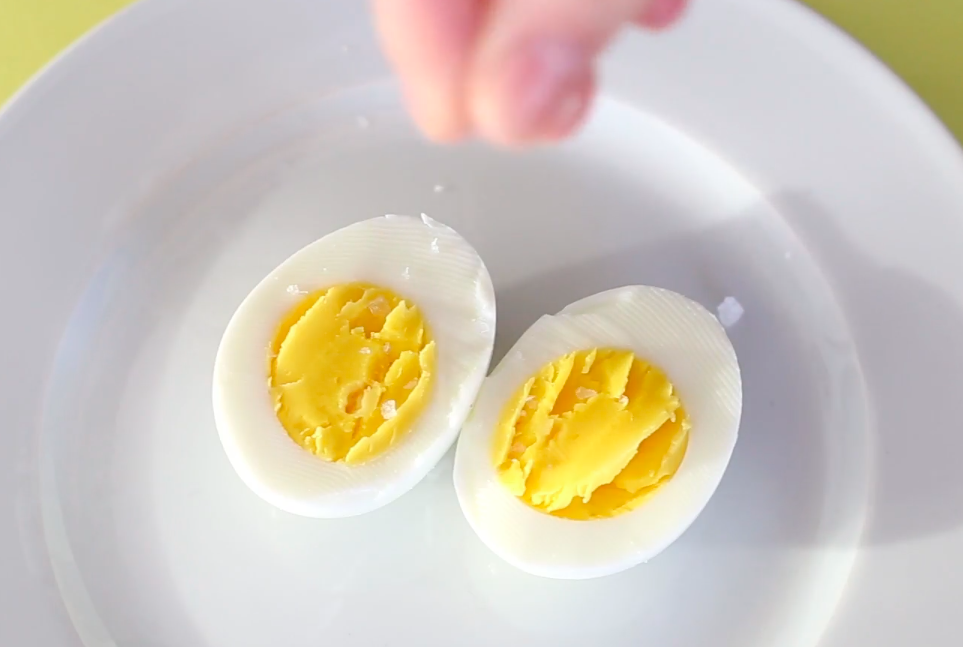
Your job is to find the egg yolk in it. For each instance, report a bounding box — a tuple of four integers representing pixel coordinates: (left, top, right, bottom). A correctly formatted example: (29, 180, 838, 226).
(269, 283, 435, 465)
(492, 348, 689, 520)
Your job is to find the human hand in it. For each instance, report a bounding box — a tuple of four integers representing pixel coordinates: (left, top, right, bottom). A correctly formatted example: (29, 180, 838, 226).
(373, 0, 689, 146)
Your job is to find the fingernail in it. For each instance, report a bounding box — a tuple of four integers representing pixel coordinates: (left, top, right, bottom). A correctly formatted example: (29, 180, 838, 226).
(638, 0, 688, 30)
(481, 40, 593, 144)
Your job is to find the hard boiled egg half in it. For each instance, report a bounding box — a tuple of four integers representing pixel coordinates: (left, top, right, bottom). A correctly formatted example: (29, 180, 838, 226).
(453, 286, 741, 579)
(214, 215, 495, 518)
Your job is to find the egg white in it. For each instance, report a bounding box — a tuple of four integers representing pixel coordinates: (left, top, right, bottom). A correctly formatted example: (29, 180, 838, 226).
(453, 286, 741, 579)
(213, 215, 496, 518)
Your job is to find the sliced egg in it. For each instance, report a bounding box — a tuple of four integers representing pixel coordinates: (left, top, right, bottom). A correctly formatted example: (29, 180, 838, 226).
(453, 286, 741, 579)
(214, 215, 495, 518)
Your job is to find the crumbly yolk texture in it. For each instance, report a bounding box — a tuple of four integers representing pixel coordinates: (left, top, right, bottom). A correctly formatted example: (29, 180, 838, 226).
(493, 348, 689, 520)
(269, 283, 435, 465)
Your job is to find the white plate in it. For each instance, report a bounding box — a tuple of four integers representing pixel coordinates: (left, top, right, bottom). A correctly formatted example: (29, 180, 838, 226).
(2, 0, 962, 645)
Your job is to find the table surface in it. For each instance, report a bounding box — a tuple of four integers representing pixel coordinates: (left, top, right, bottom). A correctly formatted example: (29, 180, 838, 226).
(1, 0, 961, 140)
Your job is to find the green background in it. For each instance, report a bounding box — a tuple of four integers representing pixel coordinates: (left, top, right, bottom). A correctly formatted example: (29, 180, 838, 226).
(1, 0, 961, 140)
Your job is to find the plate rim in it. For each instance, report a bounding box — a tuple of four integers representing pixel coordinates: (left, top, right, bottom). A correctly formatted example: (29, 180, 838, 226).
(2, 0, 963, 645)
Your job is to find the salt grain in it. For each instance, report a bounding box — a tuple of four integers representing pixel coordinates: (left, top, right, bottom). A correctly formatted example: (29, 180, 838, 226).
(430, 237, 440, 253)
(359, 347, 371, 355)
(619, 395, 629, 406)
(404, 379, 418, 390)
(716, 296, 745, 328)
(384, 343, 391, 353)
(381, 400, 397, 420)
(575, 387, 597, 400)
(368, 296, 390, 315)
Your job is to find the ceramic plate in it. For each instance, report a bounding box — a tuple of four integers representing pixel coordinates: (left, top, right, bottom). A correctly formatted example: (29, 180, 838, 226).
(2, 0, 961, 645)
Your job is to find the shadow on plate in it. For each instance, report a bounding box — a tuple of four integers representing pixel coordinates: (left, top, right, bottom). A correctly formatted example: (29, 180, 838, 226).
(776, 192, 963, 545)
(495, 199, 856, 552)
(497, 192, 963, 549)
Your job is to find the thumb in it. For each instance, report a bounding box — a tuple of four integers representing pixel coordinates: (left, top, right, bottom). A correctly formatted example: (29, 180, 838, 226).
(468, 0, 687, 145)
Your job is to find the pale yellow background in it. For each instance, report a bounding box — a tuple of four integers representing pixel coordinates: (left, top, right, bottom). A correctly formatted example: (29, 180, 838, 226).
(1, 0, 962, 140)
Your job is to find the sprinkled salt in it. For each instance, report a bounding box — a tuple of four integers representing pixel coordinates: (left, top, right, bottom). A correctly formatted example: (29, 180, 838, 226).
(404, 379, 418, 390)
(286, 284, 307, 295)
(383, 343, 391, 353)
(368, 296, 390, 315)
(716, 296, 744, 328)
(402, 267, 411, 280)
(381, 400, 397, 420)
(430, 237, 440, 253)
(619, 395, 629, 407)
(359, 347, 371, 355)
(575, 387, 597, 400)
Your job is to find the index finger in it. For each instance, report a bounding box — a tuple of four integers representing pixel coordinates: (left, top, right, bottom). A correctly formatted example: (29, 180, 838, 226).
(373, 0, 489, 141)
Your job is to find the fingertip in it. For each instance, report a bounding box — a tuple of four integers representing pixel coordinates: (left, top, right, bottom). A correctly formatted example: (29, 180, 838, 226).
(419, 117, 474, 143)
(399, 80, 473, 143)
(373, 0, 485, 143)
(636, 0, 689, 31)
(469, 39, 595, 146)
